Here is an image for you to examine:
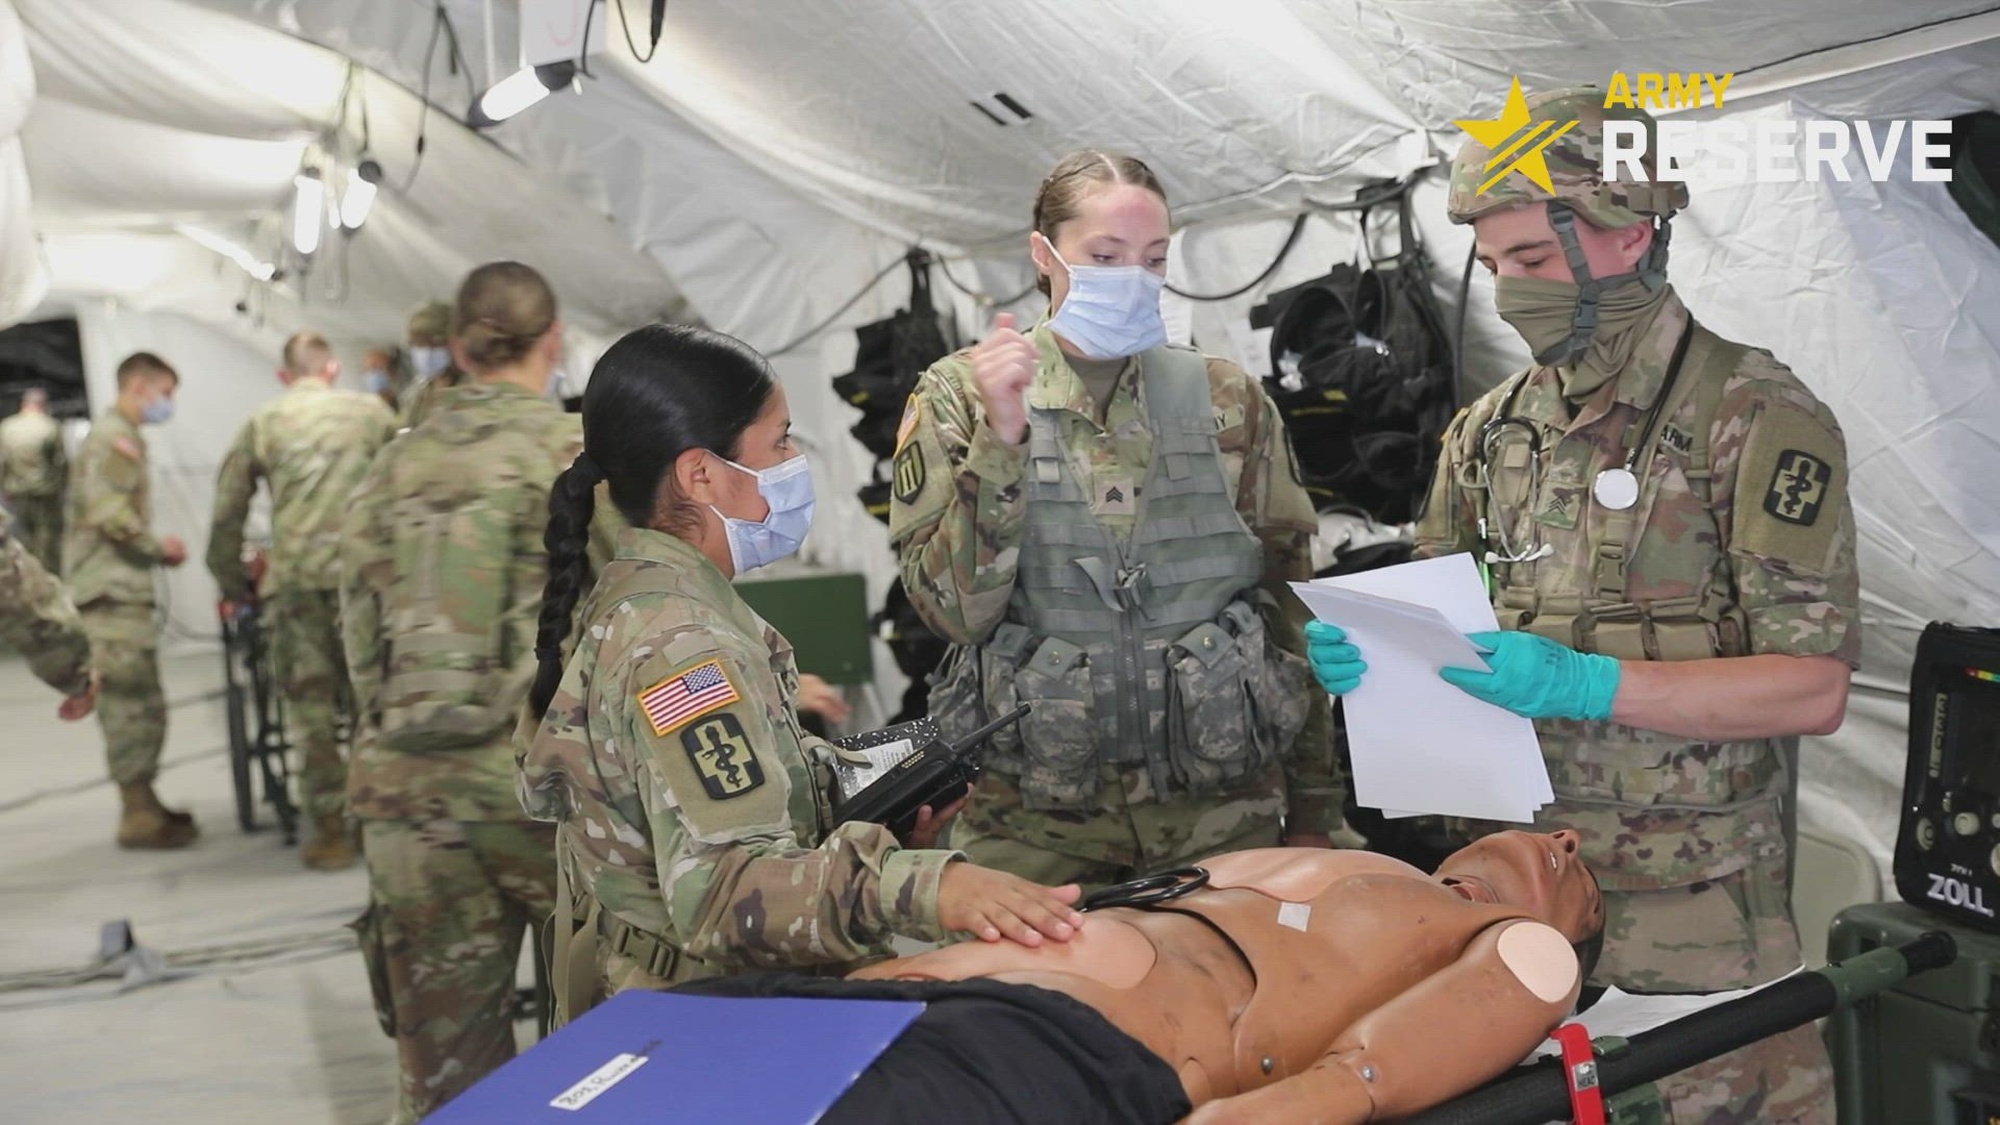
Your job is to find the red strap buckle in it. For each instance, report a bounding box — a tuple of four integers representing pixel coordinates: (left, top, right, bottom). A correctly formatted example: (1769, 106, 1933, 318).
(1554, 1023, 1605, 1125)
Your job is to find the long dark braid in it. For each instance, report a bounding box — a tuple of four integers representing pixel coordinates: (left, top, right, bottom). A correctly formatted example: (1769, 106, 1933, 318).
(529, 453, 605, 718)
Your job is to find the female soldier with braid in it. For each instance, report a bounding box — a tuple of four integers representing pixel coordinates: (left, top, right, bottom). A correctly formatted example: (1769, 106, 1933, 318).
(340, 261, 614, 1123)
(518, 323, 1084, 1022)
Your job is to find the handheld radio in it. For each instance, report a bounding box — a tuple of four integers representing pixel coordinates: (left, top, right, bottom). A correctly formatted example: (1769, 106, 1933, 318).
(829, 704, 1031, 839)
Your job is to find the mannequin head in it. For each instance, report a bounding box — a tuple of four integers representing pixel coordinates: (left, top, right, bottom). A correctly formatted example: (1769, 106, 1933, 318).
(1434, 829, 1603, 944)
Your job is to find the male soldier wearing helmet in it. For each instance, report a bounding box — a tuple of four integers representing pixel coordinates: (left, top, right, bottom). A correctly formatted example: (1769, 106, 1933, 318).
(1305, 88, 1857, 1120)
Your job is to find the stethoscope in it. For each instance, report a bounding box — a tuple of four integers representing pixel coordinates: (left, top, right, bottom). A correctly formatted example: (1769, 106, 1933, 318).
(1473, 323, 1695, 567)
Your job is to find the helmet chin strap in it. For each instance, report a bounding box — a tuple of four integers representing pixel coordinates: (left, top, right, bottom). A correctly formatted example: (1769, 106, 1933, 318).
(1538, 202, 1674, 367)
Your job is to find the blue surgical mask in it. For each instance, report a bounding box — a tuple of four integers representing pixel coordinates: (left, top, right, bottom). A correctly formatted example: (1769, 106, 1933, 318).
(710, 453, 815, 573)
(140, 395, 174, 425)
(1039, 233, 1169, 360)
(363, 369, 393, 394)
(410, 346, 450, 380)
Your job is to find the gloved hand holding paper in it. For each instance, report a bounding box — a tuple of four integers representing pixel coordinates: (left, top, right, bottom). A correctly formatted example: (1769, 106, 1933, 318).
(1291, 552, 1554, 823)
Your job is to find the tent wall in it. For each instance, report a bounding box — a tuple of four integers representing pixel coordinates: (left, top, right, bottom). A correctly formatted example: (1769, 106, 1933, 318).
(6, 0, 1999, 877)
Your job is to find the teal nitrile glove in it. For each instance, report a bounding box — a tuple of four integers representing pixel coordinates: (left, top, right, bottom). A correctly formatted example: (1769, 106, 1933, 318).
(1439, 630, 1621, 722)
(1304, 620, 1367, 695)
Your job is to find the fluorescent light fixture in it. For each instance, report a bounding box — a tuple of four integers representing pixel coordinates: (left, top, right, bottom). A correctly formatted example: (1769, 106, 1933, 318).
(293, 168, 325, 255)
(176, 225, 278, 282)
(468, 60, 578, 128)
(339, 159, 383, 231)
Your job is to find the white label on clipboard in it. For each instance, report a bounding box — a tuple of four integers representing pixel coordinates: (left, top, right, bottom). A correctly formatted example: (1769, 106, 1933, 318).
(833, 738, 916, 802)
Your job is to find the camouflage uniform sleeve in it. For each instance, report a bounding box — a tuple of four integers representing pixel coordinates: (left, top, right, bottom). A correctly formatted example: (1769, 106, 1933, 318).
(621, 635, 959, 966)
(887, 359, 1028, 645)
(1227, 362, 1345, 835)
(1412, 403, 1487, 560)
(1710, 360, 1861, 666)
(205, 422, 260, 602)
(338, 448, 395, 722)
(0, 531, 91, 696)
(81, 437, 164, 565)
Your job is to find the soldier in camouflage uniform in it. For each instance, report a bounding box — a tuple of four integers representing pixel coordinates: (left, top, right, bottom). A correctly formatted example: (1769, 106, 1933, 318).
(1309, 88, 1857, 1123)
(398, 299, 460, 429)
(0, 387, 67, 569)
(0, 503, 97, 719)
(518, 323, 1084, 1021)
(208, 331, 396, 869)
(890, 151, 1347, 890)
(339, 264, 611, 1123)
(65, 352, 195, 850)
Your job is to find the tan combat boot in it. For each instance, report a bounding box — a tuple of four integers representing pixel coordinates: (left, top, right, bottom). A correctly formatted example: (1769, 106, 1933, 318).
(116, 781, 199, 849)
(300, 813, 357, 870)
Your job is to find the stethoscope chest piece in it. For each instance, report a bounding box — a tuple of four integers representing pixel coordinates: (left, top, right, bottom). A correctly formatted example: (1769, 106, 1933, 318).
(1593, 467, 1640, 511)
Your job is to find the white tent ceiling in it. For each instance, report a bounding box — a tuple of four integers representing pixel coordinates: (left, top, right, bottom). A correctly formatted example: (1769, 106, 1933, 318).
(3, 0, 1999, 877)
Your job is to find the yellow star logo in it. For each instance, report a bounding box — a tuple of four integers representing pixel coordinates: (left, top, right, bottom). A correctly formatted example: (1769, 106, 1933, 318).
(1455, 77, 1577, 196)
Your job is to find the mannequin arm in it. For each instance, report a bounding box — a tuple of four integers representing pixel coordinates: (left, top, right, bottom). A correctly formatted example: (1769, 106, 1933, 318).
(1186, 920, 1580, 1125)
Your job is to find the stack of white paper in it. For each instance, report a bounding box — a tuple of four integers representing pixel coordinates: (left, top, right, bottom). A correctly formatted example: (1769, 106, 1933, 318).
(1291, 552, 1552, 823)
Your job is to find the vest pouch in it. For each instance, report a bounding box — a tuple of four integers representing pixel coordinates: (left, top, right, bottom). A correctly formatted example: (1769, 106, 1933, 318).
(1013, 635, 1100, 810)
(1165, 616, 1261, 793)
(1239, 612, 1312, 763)
(1547, 727, 1779, 808)
(926, 643, 999, 756)
(378, 625, 519, 751)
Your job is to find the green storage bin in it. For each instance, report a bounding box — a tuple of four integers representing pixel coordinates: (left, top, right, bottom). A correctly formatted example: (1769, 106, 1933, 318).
(734, 570, 874, 685)
(1825, 900, 2000, 1124)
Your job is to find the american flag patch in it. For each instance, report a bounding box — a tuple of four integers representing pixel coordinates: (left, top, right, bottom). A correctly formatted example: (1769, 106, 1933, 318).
(638, 660, 740, 736)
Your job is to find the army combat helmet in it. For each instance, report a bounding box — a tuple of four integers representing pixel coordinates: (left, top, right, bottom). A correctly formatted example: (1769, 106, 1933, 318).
(1447, 87, 1688, 364)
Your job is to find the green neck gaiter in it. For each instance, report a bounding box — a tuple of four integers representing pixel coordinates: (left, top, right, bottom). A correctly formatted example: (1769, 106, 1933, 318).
(1493, 275, 1672, 400)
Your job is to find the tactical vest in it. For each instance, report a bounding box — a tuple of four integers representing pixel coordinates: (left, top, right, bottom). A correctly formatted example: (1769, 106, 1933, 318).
(373, 391, 568, 753)
(1452, 324, 1786, 824)
(933, 347, 1307, 810)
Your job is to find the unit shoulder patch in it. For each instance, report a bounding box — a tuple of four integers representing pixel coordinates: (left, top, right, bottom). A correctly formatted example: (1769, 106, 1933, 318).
(1761, 448, 1830, 527)
(892, 442, 926, 504)
(637, 658, 741, 737)
(679, 713, 765, 800)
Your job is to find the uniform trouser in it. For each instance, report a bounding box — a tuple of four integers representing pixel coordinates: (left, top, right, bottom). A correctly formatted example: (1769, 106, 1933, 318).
(11, 494, 61, 571)
(948, 761, 1286, 891)
(79, 601, 164, 785)
(267, 589, 348, 821)
(361, 817, 558, 1125)
(1602, 858, 1834, 1124)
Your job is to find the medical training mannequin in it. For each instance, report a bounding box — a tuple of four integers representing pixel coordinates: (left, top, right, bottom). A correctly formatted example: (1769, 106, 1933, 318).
(688, 830, 1603, 1125)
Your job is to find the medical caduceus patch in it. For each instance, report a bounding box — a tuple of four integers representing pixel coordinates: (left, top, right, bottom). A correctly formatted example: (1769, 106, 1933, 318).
(680, 713, 765, 800)
(1763, 449, 1830, 526)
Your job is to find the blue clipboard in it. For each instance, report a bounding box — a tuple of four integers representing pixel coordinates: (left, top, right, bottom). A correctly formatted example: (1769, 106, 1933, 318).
(424, 989, 925, 1124)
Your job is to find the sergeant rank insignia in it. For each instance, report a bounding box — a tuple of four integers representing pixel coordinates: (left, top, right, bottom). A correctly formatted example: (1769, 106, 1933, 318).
(680, 713, 764, 799)
(1763, 449, 1830, 526)
(892, 443, 926, 503)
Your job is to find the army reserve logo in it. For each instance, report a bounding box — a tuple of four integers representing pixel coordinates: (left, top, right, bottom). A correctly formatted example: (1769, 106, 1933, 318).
(680, 713, 764, 800)
(1456, 77, 1580, 195)
(892, 442, 926, 503)
(1764, 449, 1830, 526)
